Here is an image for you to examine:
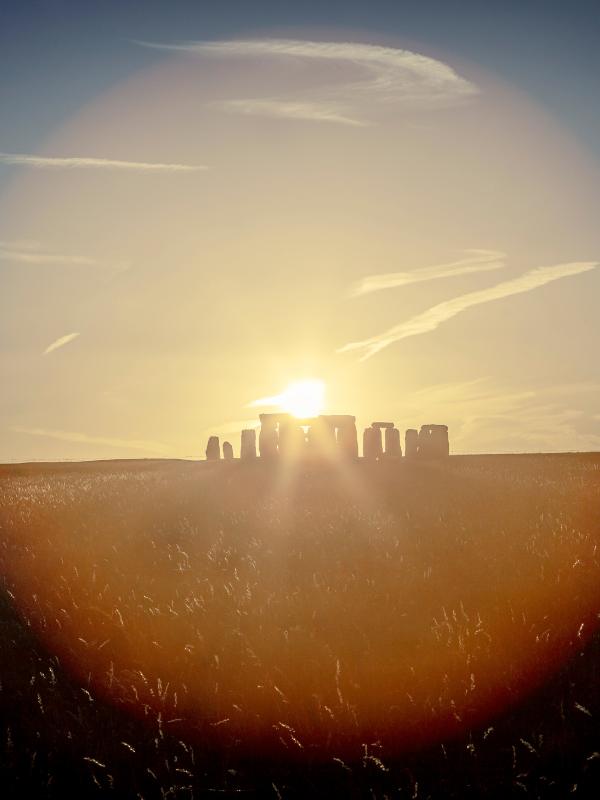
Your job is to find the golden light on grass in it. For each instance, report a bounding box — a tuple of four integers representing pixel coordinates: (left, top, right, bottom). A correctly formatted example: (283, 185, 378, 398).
(2, 457, 599, 759)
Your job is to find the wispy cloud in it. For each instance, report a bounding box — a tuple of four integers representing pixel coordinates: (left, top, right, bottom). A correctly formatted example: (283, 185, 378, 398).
(139, 38, 478, 126)
(0, 152, 206, 172)
(220, 99, 368, 127)
(398, 378, 600, 453)
(339, 261, 598, 360)
(0, 247, 96, 266)
(0, 240, 129, 271)
(348, 249, 506, 297)
(247, 395, 281, 408)
(43, 332, 80, 355)
(11, 426, 171, 455)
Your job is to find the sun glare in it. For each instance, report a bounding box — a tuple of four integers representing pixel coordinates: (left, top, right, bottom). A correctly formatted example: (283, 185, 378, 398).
(279, 379, 325, 418)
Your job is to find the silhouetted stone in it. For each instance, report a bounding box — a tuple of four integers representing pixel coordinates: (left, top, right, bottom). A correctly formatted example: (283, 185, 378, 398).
(206, 435, 220, 461)
(306, 425, 317, 453)
(363, 427, 381, 459)
(323, 414, 357, 427)
(306, 417, 337, 458)
(374, 426, 383, 459)
(223, 441, 233, 460)
(405, 428, 419, 459)
(384, 427, 401, 458)
(279, 420, 305, 460)
(337, 419, 358, 459)
(240, 429, 257, 460)
(372, 421, 394, 429)
(437, 424, 450, 457)
(418, 424, 449, 459)
(259, 417, 279, 459)
(418, 426, 433, 459)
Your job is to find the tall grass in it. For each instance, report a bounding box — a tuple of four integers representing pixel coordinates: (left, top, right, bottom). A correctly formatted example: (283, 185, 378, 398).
(1, 455, 599, 797)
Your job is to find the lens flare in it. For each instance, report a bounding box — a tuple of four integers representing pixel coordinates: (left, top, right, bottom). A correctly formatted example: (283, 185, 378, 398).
(278, 379, 325, 418)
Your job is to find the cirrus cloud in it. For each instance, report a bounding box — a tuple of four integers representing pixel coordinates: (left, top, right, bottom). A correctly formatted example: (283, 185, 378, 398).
(43, 332, 80, 355)
(339, 261, 599, 360)
(348, 249, 506, 297)
(0, 239, 129, 272)
(0, 152, 207, 172)
(138, 38, 479, 126)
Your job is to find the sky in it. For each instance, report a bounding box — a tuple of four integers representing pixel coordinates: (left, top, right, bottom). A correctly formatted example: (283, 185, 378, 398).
(1, 0, 600, 460)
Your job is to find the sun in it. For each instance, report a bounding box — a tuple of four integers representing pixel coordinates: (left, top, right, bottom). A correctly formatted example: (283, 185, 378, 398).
(279, 379, 325, 418)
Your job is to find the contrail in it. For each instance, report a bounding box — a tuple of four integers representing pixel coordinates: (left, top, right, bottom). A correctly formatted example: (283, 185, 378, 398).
(0, 152, 207, 172)
(339, 261, 598, 360)
(43, 332, 80, 355)
(348, 249, 506, 297)
(0, 247, 97, 266)
(0, 242, 129, 272)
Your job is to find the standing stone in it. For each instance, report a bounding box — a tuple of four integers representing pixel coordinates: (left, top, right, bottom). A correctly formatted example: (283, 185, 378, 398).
(337, 420, 358, 459)
(240, 429, 257, 460)
(306, 417, 337, 459)
(322, 418, 338, 454)
(418, 425, 433, 459)
(384, 427, 402, 458)
(306, 425, 318, 454)
(363, 427, 380, 459)
(418, 424, 449, 458)
(259, 419, 279, 459)
(373, 426, 383, 459)
(363, 427, 372, 459)
(206, 435, 220, 461)
(223, 441, 233, 460)
(405, 428, 419, 459)
(279, 421, 305, 460)
(430, 424, 449, 457)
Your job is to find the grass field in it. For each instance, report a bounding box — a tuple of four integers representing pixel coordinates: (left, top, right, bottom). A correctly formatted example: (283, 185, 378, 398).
(1, 454, 599, 797)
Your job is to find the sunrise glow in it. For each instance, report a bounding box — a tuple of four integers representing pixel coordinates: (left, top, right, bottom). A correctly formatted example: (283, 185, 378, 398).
(278, 379, 326, 418)
(2, 5, 600, 794)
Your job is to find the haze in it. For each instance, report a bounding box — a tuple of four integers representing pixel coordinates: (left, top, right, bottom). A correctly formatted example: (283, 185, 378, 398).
(1, 1, 600, 460)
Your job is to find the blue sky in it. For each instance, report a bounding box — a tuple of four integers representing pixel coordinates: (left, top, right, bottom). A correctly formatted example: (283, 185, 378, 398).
(2, 1, 599, 155)
(1, 1, 600, 460)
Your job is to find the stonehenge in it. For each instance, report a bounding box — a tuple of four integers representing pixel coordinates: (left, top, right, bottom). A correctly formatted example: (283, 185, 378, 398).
(255, 413, 359, 460)
(363, 422, 401, 459)
(337, 419, 359, 459)
(362, 427, 379, 460)
(373, 427, 384, 459)
(362, 421, 449, 461)
(205, 414, 449, 463)
(404, 425, 449, 459)
(205, 435, 220, 461)
(278, 419, 305, 459)
(405, 428, 419, 458)
(384, 426, 402, 458)
(241, 429, 257, 459)
(258, 414, 279, 460)
(306, 417, 337, 458)
(223, 441, 233, 460)
(418, 424, 450, 459)
(240, 429, 257, 459)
